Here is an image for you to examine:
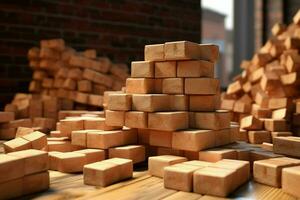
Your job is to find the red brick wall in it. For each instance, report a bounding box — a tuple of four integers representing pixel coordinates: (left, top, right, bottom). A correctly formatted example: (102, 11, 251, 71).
(0, 0, 201, 108)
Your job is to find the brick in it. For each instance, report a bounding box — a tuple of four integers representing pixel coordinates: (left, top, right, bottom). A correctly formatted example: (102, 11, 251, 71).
(132, 94, 170, 112)
(83, 158, 133, 186)
(189, 94, 219, 111)
(185, 78, 220, 95)
(157, 147, 184, 156)
(198, 149, 237, 162)
(193, 167, 236, 197)
(271, 132, 292, 141)
(71, 130, 87, 147)
(126, 78, 155, 94)
(240, 116, 263, 130)
(109, 145, 145, 164)
(15, 127, 34, 138)
(148, 155, 187, 177)
(125, 111, 147, 129)
(56, 152, 86, 173)
(0, 112, 14, 123)
(172, 129, 215, 151)
(252, 106, 272, 118)
(47, 141, 78, 152)
(268, 98, 292, 109)
(264, 119, 288, 131)
(74, 149, 106, 164)
(273, 137, 300, 158)
(22, 131, 47, 150)
(227, 81, 243, 95)
(254, 157, 300, 187)
(149, 130, 173, 148)
(3, 137, 32, 153)
(137, 129, 150, 145)
(177, 60, 214, 78)
(105, 110, 125, 127)
(88, 94, 104, 106)
(220, 99, 235, 110)
(282, 166, 300, 198)
(164, 163, 202, 192)
(162, 78, 184, 94)
(0, 154, 24, 183)
(86, 130, 124, 149)
(108, 93, 132, 111)
(155, 61, 176, 78)
(59, 118, 84, 137)
(148, 111, 189, 131)
(248, 131, 271, 144)
(78, 80, 92, 92)
(144, 44, 164, 61)
(75, 92, 89, 104)
(214, 129, 232, 146)
(190, 110, 230, 130)
(169, 95, 188, 111)
(8, 149, 48, 175)
(131, 61, 154, 78)
(84, 117, 119, 131)
(23, 171, 49, 195)
(41, 38, 65, 51)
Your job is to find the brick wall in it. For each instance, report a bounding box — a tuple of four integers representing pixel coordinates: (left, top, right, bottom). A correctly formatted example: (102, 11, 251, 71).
(0, 0, 201, 108)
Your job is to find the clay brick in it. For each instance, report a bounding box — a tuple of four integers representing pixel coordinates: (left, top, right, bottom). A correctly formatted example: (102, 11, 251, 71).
(132, 94, 170, 112)
(164, 163, 202, 192)
(0, 112, 15, 123)
(71, 130, 87, 147)
(177, 60, 214, 78)
(22, 131, 47, 150)
(137, 129, 150, 145)
(264, 119, 288, 131)
(47, 141, 76, 152)
(282, 165, 300, 198)
(268, 98, 292, 109)
(172, 129, 215, 151)
(189, 94, 219, 111)
(185, 78, 220, 95)
(169, 95, 188, 111)
(144, 44, 164, 61)
(3, 137, 32, 153)
(84, 117, 119, 131)
(162, 78, 184, 94)
(23, 171, 49, 195)
(83, 158, 133, 186)
(157, 147, 184, 156)
(149, 130, 173, 148)
(254, 157, 300, 187)
(227, 81, 243, 95)
(148, 155, 187, 177)
(240, 116, 263, 130)
(59, 118, 84, 137)
(155, 61, 176, 78)
(109, 145, 145, 164)
(248, 130, 271, 144)
(131, 61, 154, 78)
(262, 142, 273, 151)
(215, 129, 232, 146)
(273, 137, 300, 158)
(105, 110, 125, 127)
(86, 130, 124, 149)
(148, 111, 189, 131)
(190, 110, 230, 130)
(271, 132, 292, 142)
(15, 127, 34, 138)
(0, 154, 24, 183)
(125, 111, 147, 129)
(56, 152, 86, 173)
(88, 94, 104, 107)
(78, 80, 92, 92)
(108, 93, 132, 111)
(220, 99, 235, 110)
(74, 149, 106, 164)
(8, 149, 48, 175)
(126, 78, 155, 94)
(198, 149, 237, 162)
(252, 106, 272, 118)
(75, 92, 89, 104)
(193, 167, 236, 197)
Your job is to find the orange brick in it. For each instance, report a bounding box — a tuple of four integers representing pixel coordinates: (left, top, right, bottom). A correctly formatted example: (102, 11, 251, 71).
(84, 117, 119, 131)
(185, 78, 220, 95)
(169, 95, 188, 111)
(22, 171, 49, 195)
(105, 110, 125, 127)
(78, 80, 92, 92)
(22, 131, 47, 150)
(86, 130, 124, 149)
(248, 131, 271, 144)
(71, 130, 87, 147)
(0, 154, 24, 183)
(149, 130, 173, 148)
(177, 60, 214, 78)
(144, 44, 164, 61)
(109, 145, 145, 164)
(190, 110, 230, 130)
(125, 111, 147, 129)
(148, 112, 189, 131)
(0, 178, 23, 199)
(131, 61, 154, 78)
(3, 137, 32, 153)
(59, 118, 84, 137)
(189, 94, 219, 111)
(74, 149, 106, 164)
(132, 94, 170, 112)
(155, 61, 176, 78)
(108, 93, 132, 111)
(56, 152, 86, 173)
(126, 78, 155, 94)
(162, 78, 184, 94)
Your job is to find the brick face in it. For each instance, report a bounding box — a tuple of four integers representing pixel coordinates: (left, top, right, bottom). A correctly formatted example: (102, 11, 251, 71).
(0, 0, 201, 108)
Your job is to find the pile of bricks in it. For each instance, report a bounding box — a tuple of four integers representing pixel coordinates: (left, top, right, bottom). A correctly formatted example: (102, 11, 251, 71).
(221, 10, 300, 146)
(0, 149, 49, 199)
(105, 40, 239, 160)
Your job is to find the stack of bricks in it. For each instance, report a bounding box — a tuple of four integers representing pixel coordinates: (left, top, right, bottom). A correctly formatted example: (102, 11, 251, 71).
(0, 149, 49, 199)
(221, 10, 300, 145)
(105, 40, 238, 161)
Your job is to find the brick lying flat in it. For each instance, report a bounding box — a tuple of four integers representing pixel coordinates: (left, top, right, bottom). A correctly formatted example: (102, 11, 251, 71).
(254, 157, 300, 187)
(74, 149, 106, 164)
(0, 178, 23, 199)
(149, 130, 172, 148)
(162, 78, 184, 94)
(198, 149, 237, 162)
(164, 163, 203, 192)
(177, 60, 214, 78)
(105, 110, 125, 127)
(240, 116, 263, 130)
(71, 130, 87, 147)
(109, 145, 145, 164)
(273, 137, 300, 158)
(185, 78, 220, 95)
(59, 118, 84, 137)
(248, 130, 271, 144)
(144, 44, 164, 61)
(56, 152, 86, 173)
(264, 119, 288, 131)
(148, 112, 189, 131)
(0, 154, 24, 183)
(22, 131, 47, 150)
(83, 158, 133, 187)
(8, 149, 48, 175)
(107, 93, 132, 111)
(155, 61, 176, 78)
(126, 78, 155, 94)
(131, 61, 154, 78)
(84, 117, 119, 130)
(132, 94, 170, 112)
(189, 94, 219, 111)
(172, 129, 215, 151)
(0, 111, 14, 123)
(23, 171, 49, 195)
(3, 137, 32, 153)
(148, 155, 187, 178)
(189, 110, 230, 130)
(125, 111, 148, 129)
(282, 165, 300, 198)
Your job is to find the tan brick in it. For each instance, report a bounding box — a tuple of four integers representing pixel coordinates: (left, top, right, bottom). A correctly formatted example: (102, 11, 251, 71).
(109, 145, 145, 164)
(131, 61, 154, 78)
(148, 155, 187, 177)
(264, 119, 288, 131)
(169, 95, 188, 111)
(59, 118, 84, 137)
(0, 178, 23, 199)
(162, 78, 184, 94)
(177, 60, 214, 78)
(108, 93, 132, 111)
(190, 110, 230, 130)
(74, 149, 106, 164)
(71, 130, 87, 147)
(105, 110, 125, 127)
(22, 131, 47, 150)
(22, 171, 49, 195)
(149, 130, 173, 148)
(125, 111, 147, 129)
(132, 94, 170, 112)
(155, 61, 176, 78)
(86, 130, 124, 149)
(0, 154, 24, 183)
(172, 129, 215, 151)
(248, 130, 271, 144)
(240, 115, 263, 130)
(273, 137, 300, 158)
(198, 149, 237, 162)
(189, 94, 219, 111)
(126, 78, 155, 94)
(185, 78, 220, 95)
(148, 111, 189, 131)
(282, 165, 300, 198)
(144, 44, 164, 61)
(78, 80, 92, 92)
(56, 152, 86, 173)
(3, 137, 32, 153)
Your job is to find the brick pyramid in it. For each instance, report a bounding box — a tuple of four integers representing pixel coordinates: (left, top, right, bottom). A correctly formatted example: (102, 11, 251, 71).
(105, 41, 237, 158)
